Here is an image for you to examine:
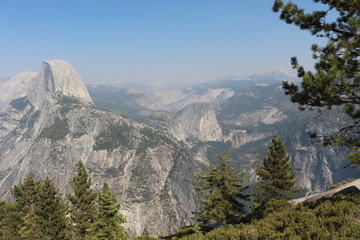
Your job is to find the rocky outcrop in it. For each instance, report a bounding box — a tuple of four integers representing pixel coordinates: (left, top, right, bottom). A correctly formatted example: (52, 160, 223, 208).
(224, 106, 287, 126)
(291, 179, 360, 204)
(169, 102, 223, 142)
(38, 60, 93, 104)
(225, 130, 271, 149)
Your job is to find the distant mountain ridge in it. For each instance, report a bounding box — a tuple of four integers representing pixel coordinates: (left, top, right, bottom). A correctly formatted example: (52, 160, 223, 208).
(89, 73, 360, 194)
(1, 60, 359, 237)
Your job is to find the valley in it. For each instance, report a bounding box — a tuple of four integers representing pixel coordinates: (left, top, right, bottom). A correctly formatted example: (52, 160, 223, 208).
(0, 60, 359, 237)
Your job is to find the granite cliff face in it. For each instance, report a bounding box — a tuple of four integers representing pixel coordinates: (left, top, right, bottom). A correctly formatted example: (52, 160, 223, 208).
(0, 60, 198, 237)
(169, 102, 223, 142)
(89, 77, 360, 195)
(216, 84, 360, 194)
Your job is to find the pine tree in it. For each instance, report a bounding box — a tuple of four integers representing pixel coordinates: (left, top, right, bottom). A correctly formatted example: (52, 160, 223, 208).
(0, 201, 21, 240)
(12, 176, 69, 239)
(253, 136, 299, 218)
(272, 0, 360, 167)
(19, 204, 44, 240)
(87, 183, 127, 240)
(194, 152, 249, 224)
(11, 175, 41, 215)
(67, 161, 98, 239)
(33, 177, 69, 239)
(10, 175, 41, 238)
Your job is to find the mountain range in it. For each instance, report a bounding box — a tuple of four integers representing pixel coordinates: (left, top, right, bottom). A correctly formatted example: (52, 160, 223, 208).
(0, 60, 359, 237)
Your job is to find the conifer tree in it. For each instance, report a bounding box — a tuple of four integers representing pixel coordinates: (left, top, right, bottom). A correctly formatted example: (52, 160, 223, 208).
(67, 161, 98, 239)
(11, 175, 41, 215)
(32, 177, 68, 239)
(0, 201, 21, 240)
(194, 152, 249, 224)
(10, 175, 41, 238)
(19, 204, 44, 240)
(253, 136, 299, 218)
(88, 183, 127, 240)
(12, 177, 69, 239)
(272, 0, 360, 167)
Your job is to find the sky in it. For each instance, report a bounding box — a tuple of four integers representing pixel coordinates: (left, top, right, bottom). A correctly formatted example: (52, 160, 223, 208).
(0, 0, 327, 87)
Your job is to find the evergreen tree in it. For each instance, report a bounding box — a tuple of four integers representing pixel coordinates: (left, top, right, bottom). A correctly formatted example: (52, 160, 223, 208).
(272, 0, 360, 167)
(11, 175, 41, 215)
(88, 183, 127, 240)
(33, 177, 69, 239)
(19, 204, 45, 240)
(67, 161, 98, 239)
(253, 136, 299, 218)
(10, 175, 41, 238)
(194, 152, 249, 224)
(0, 201, 21, 240)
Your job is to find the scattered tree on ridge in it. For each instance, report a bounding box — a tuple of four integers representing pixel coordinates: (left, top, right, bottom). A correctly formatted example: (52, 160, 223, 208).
(272, 0, 360, 167)
(194, 152, 249, 224)
(87, 183, 127, 240)
(253, 136, 299, 218)
(67, 161, 98, 239)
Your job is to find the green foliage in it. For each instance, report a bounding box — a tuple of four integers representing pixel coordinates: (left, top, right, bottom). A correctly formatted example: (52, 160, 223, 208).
(58, 95, 81, 105)
(194, 153, 249, 224)
(0, 201, 21, 240)
(94, 123, 132, 151)
(1, 165, 130, 240)
(252, 194, 360, 239)
(136, 127, 177, 156)
(30, 177, 69, 239)
(19, 204, 45, 240)
(329, 178, 355, 189)
(253, 136, 299, 218)
(67, 161, 98, 240)
(169, 225, 204, 240)
(87, 183, 127, 240)
(273, 0, 360, 167)
(133, 235, 161, 240)
(170, 193, 360, 239)
(14, 177, 69, 240)
(10, 97, 30, 111)
(38, 117, 70, 141)
(252, 205, 328, 239)
(11, 175, 41, 215)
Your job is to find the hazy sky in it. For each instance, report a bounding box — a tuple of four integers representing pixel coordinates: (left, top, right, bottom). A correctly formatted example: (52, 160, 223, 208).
(0, 0, 325, 86)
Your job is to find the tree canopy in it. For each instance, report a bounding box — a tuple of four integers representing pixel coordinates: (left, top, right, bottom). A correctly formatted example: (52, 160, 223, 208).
(67, 161, 98, 239)
(194, 153, 249, 224)
(0, 166, 127, 239)
(87, 183, 127, 240)
(273, 0, 360, 167)
(253, 136, 299, 218)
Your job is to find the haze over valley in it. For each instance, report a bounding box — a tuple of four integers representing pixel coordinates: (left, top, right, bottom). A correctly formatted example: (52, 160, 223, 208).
(0, 59, 358, 237)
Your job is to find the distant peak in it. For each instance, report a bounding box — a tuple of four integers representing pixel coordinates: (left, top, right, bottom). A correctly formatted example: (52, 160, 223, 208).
(40, 59, 93, 104)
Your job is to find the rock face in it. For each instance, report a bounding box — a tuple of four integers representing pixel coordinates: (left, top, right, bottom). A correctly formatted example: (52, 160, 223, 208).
(291, 179, 360, 204)
(224, 106, 287, 126)
(39, 60, 93, 104)
(218, 85, 360, 194)
(90, 78, 360, 195)
(169, 102, 223, 142)
(134, 87, 234, 112)
(0, 60, 198, 237)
